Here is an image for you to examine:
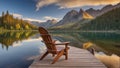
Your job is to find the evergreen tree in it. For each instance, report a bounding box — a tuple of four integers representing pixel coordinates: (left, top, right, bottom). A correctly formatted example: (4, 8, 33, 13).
(0, 11, 37, 30)
(6, 10, 9, 15)
(2, 12, 4, 16)
(80, 7, 120, 31)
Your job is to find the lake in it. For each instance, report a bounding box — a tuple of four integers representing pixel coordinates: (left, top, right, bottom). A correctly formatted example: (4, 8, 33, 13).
(0, 31, 120, 68)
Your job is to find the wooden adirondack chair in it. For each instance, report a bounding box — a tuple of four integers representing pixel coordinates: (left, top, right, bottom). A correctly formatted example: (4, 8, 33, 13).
(38, 27, 70, 64)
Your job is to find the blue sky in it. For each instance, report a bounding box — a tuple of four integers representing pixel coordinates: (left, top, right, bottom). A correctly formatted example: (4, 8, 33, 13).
(0, 0, 119, 22)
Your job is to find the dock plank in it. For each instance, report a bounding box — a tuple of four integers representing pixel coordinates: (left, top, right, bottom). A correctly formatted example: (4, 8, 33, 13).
(29, 46, 107, 68)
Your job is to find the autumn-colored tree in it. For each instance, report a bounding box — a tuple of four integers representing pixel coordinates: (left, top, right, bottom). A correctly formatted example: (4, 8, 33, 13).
(0, 11, 37, 30)
(16, 24, 20, 30)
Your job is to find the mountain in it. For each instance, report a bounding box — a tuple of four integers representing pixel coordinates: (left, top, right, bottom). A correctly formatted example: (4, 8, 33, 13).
(80, 7, 120, 30)
(80, 9, 94, 19)
(50, 19, 91, 29)
(53, 10, 79, 26)
(51, 3, 120, 29)
(86, 2, 120, 17)
(30, 19, 57, 28)
(53, 9, 93, 27)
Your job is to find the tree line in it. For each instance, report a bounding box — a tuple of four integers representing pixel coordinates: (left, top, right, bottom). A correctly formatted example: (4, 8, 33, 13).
(0, 11, 37, 30)
(80, 7, 120, 31)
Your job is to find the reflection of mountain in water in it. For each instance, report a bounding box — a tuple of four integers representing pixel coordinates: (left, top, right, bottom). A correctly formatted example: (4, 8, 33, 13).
(79, 32, 120, 56)
(0, 31, 37, 50)
(50, 32, 120, 56)
(50, 32, 86, 48)
(95, 53, 120, 68)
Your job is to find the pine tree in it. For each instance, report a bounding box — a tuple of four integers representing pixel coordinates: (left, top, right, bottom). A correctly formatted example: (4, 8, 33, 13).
(2, 12, 4, 16)
(1, 12, 5, 25)
(0, 11, 37, 30)
(6, 10, 9, 15)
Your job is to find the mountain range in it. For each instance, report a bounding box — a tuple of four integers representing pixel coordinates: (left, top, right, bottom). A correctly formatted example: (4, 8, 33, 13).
(30, 19, 57, 28)
(52, 2, 120, 28)
(86, 2, 120, 17)
(30, 3, 120, 29)
(52, 9, 94, 27)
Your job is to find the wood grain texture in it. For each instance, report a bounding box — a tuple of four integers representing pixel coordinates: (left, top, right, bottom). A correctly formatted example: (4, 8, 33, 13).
(29, 46, 107, 68)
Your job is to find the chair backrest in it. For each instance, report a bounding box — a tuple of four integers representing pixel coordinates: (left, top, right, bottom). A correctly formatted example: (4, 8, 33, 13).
(38, 27, 57, 52)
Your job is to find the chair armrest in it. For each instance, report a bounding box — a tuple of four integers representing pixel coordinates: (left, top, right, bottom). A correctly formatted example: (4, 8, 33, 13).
(55, 42, 70, 45)
(55, 42, 70, 49)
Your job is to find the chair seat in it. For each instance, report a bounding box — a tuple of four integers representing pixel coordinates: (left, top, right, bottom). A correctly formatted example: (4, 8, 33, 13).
(56, 45, 69, 51)
(56, 46, 64, 51)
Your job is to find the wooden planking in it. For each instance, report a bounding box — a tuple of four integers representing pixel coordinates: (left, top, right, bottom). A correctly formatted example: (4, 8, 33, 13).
(29, 46, 107, 68)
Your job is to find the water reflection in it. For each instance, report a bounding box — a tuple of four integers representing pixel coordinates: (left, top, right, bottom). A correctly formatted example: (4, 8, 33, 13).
(95, 53, 120, 68)
(0, 31, 46, 68)
(82, 42, 120, 68)
(50, 32, 120, 56)
(50, 32, 120, 68)
(0, 31, 38, 50)
(0, 31, 120, 68)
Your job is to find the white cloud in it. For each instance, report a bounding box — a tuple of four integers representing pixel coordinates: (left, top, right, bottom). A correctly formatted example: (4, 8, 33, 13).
(43, 16, 60, 21)
(36, 0, 120, 10)
(24, 18, 45, 22)
(12, 13, 61, 22)
(36, 0, 58, 11)
(13, 13, 23, 19)
(12, 13, 45, 22)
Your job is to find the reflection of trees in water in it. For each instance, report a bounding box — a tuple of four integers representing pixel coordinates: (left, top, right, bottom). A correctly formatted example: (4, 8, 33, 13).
(50, 32, 120, 56)
(79, 32, 120, 56)
(50, 32, 120, 68)
(50, 32, 88, 48)
(0, 31, 37, 50)
(95, 54, 120, 68)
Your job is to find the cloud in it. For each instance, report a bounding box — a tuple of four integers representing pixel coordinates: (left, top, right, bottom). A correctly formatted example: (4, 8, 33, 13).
(36, 0, 120, 10)
(43, 16, 60, 21)
(13, 13, 23, 18)
(12, 13, 61, 22)
(12, 13, 45, 22)
(36, 0, 58, 11)
(24, 18, 45, 22)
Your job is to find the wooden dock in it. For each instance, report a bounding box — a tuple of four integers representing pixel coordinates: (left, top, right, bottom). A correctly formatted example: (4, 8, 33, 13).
(29, 46, 107, 68)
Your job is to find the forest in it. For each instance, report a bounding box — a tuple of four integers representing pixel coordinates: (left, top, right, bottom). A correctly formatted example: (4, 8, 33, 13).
(0, 11, 37, 30)
(80, 7, 120, 31)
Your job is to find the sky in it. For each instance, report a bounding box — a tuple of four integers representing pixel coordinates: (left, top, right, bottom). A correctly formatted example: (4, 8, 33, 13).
(0, 0, 119, 22)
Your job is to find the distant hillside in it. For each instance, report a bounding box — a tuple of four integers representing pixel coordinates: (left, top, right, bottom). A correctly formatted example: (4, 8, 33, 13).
(80, 7, 120, 30)
(30, 19, 57, 28)
(50, 19, 91, 30)
(0, 11, 37, 30)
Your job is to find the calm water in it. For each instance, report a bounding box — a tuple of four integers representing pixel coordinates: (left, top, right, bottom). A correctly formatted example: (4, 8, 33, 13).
(0, 31, 120, 68)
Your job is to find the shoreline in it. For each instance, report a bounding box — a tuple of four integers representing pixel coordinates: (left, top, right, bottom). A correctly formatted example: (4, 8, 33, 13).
(0, 29, 120, 33)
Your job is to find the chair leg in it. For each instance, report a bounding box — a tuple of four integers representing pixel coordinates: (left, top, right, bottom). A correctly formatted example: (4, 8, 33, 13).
(51, 50, 64, 64)
(40, 51, 49, 60)
(65, 48, 68, 60)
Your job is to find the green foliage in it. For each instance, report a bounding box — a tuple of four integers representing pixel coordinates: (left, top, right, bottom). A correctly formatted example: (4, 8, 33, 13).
(16, 24, 20, 29)
(0, 11, 37, 30)
(0, 31, 38, 49)
(25, 25, 29, 29)
(80, 7, 120, 30)
(51, 32, 120, 56)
